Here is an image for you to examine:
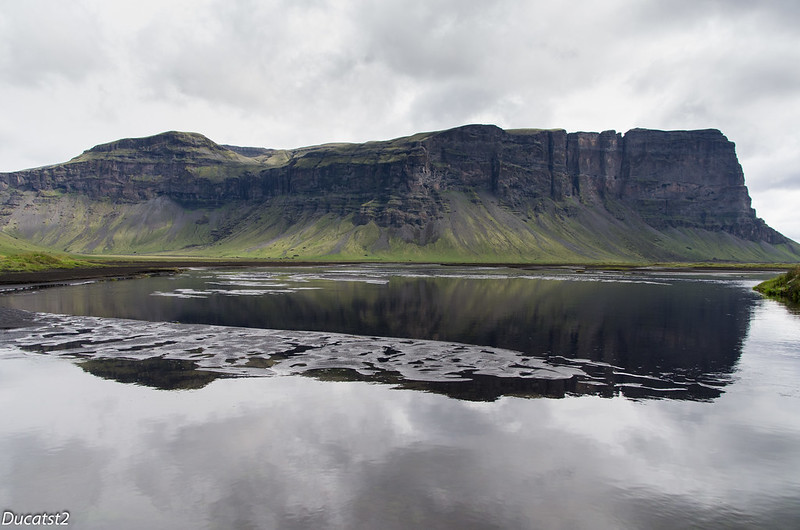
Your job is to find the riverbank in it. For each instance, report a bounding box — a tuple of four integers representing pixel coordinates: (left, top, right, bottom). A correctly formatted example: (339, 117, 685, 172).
(0, 259, 275, 287)
(0, 257, 796, 288)
(754, 266, 800, 304)
(0, 258, 396, 287)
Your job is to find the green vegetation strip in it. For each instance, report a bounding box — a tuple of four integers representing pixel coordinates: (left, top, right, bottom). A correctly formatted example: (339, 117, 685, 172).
(0, 252, 100, 273)
(754, 266, 800, 303)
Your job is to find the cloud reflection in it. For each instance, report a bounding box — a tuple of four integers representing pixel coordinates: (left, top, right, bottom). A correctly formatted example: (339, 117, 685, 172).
(2, 303, 800, 530)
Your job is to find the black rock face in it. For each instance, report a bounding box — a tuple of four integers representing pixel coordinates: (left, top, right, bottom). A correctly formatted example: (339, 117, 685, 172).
(0, 125, 793, 255)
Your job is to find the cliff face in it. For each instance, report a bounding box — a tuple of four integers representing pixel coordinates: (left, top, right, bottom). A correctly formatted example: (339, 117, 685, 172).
(0, 125, 795, 261)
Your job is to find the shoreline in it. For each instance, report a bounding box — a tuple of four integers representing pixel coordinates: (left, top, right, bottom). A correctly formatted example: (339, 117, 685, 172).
(0, 260, 269, 287)
(0, 258, 793, 290)
(0, 259, 390, 288)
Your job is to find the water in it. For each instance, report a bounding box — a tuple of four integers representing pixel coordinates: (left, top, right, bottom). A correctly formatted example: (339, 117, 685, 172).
(1, 265, 799, 528)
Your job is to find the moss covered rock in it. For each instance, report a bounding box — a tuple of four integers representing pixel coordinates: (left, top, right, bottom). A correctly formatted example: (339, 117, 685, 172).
(754, 267, 800, 303)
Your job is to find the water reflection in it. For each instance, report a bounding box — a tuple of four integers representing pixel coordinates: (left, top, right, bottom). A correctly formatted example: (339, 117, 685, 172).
(79, 358, 225, 390)
(2, 272, 799, 528)
(1, 312, 586, 400)
(2, 299, 800, 530)
(0, 266, 760, 400)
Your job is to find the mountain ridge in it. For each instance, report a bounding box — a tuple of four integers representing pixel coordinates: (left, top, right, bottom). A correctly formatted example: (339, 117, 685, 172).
(0, 124, 798, 263)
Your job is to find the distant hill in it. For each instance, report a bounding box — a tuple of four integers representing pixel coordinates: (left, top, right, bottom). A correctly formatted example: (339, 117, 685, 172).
(1, 124, 798, 263)
(0, 231, 51, 256)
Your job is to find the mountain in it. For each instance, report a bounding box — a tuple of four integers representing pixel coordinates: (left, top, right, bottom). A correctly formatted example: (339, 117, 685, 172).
(1, 124, 798, 263)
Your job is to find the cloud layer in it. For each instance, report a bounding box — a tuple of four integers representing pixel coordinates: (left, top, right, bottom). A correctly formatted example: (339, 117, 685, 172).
(1, 0, 799, 239)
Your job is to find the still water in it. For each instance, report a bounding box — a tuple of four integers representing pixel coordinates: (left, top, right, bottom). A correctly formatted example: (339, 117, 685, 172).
(1, 265, 799, 528)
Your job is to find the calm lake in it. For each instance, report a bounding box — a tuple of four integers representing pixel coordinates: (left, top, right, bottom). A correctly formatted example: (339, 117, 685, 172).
(1, 264, 799, 529)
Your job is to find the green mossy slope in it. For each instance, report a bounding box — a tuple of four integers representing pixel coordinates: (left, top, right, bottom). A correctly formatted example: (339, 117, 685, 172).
(754, 267, 800, 303)
(2, 126, 798, 265)
(0, 232, 97, 272)
(3, 190, 798, 264)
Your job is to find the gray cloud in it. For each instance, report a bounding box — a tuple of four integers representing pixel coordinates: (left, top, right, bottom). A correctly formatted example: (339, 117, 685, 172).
(356, 0, 510, 80)
(0, 2, 108, 86)
(133, 0, 362, 112)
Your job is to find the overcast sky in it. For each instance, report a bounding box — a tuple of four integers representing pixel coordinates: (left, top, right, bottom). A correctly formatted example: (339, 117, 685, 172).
(2, 0, 799, 241)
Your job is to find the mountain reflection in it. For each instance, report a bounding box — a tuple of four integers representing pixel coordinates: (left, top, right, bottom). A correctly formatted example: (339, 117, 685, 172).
(0, 266, 758, 400)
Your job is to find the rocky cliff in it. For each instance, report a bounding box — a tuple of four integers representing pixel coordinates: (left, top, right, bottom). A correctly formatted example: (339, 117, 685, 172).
(0, 125, 797, 262)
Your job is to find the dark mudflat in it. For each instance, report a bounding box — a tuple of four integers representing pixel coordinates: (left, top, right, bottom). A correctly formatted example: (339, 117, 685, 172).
(0, 259, 362, 287)
(0, 264, 185, 286)
(0, 259, 790, 288)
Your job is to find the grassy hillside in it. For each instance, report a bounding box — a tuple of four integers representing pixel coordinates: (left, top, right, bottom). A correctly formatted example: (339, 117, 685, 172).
(754, 267, 800, 303)
(0, 231, 45, 255)
(2, 190, 798, 264)
(0, 232, 99, 272)
(3, 126, 797, 265)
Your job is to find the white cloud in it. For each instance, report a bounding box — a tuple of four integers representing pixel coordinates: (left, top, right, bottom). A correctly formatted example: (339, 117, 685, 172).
(751, 189, 800, 243)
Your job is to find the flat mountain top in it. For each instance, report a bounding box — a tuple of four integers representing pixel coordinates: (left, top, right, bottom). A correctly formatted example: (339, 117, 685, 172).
(0, 124, 797, 263)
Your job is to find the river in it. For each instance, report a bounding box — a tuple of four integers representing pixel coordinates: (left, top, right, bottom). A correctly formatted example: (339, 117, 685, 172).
(1, 265, 798, 528)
